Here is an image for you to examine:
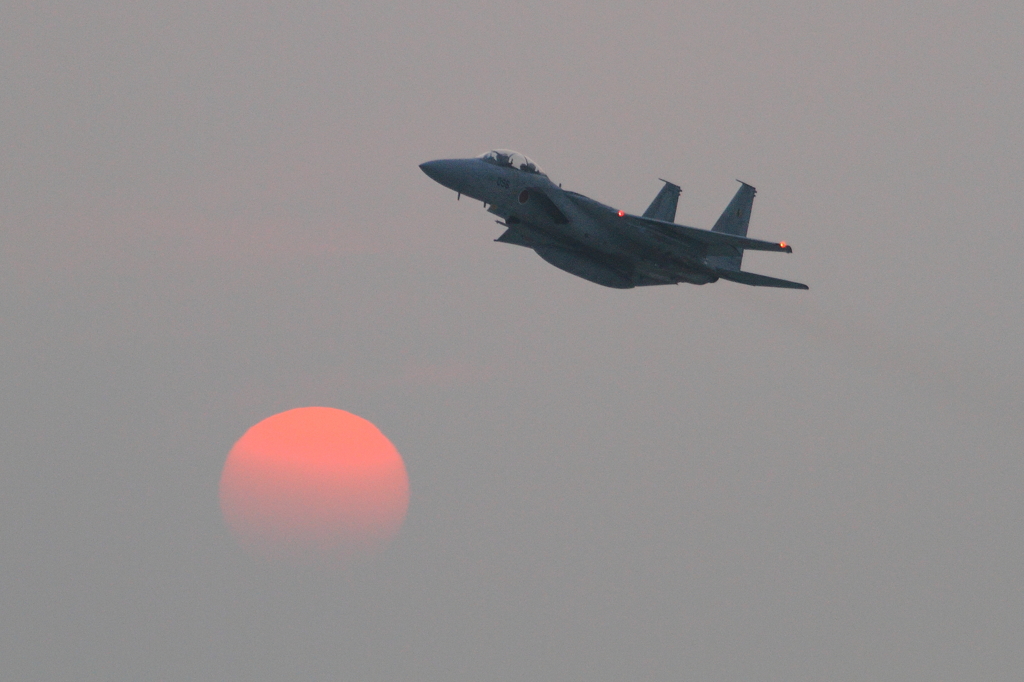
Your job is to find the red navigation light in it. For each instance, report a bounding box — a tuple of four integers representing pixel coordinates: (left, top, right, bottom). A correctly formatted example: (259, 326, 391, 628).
(779, 241, 787, 249)
(617, 210, 625, 217)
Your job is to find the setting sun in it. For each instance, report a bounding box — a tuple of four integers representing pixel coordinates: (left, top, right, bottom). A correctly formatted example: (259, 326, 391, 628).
(219, 407, 409, 562)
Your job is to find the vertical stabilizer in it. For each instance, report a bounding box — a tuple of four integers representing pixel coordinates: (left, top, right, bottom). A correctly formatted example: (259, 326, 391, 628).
(706, 181, 756, 270)
(642, 180, 681, 222)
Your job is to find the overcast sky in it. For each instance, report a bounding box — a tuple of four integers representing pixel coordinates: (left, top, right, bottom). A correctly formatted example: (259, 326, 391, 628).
(2, 2, 1022, 680)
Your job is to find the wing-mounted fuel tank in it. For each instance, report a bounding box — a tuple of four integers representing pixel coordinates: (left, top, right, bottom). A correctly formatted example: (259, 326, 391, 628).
(533, 246, 634, 289)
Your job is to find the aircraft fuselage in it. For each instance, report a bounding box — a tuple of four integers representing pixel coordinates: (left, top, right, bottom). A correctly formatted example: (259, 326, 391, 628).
(420, 151, 806, 290)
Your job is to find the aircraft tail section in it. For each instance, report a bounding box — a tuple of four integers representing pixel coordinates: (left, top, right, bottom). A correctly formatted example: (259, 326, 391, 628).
(712, 267, 808, 290)
(706, 181, 756, 270)
(642, 180, 681, 222)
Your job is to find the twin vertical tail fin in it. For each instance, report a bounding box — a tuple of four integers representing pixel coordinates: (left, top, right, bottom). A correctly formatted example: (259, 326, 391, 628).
(642, 180, 681, 222)
(705, 181, 756, 271)
(645, 179, 799, 286)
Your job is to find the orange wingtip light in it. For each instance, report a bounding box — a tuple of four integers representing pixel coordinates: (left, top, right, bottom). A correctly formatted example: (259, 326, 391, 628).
(779, 241, 787, 249)
(617, 210, 625, 217)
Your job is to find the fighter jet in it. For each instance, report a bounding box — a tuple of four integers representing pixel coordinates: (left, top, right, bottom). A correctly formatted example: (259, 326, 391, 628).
(420, 150, 808, 290)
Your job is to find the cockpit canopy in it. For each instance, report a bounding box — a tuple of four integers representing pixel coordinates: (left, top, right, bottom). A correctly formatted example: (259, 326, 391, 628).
(478, 149, 546, 176)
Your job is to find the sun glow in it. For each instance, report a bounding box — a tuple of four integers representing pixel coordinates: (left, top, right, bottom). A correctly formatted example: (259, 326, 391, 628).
(219, 407, 409, 562)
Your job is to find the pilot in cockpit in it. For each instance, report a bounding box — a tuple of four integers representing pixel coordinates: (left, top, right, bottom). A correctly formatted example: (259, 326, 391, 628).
(479, 150, 545, 176)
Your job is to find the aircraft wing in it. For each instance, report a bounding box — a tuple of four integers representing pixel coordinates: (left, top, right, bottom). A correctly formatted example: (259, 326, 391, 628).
(560, 192, 793, 255)
(626, 215, 793, 254)
(711, 267, 809, 289)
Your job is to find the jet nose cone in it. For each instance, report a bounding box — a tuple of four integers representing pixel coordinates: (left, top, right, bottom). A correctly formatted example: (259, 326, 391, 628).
(418, 159, 447, 183)
(418, 158, 467, 192)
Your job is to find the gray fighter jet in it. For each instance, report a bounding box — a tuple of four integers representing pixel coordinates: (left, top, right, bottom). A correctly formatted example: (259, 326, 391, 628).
(420, 150, 807, 290)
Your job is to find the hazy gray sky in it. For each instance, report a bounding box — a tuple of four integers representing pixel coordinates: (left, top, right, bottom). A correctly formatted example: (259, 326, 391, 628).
(2, 2, 1022, 680)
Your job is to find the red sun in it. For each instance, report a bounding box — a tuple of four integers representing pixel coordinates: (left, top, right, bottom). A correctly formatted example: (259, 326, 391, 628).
(219, 407, 409, 562)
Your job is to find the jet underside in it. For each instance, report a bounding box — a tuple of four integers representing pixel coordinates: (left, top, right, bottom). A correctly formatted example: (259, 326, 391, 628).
(490, 192, 716, 289)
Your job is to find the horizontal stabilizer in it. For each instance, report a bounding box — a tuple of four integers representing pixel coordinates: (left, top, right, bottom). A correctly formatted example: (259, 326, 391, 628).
(712, 268, 808, 290)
